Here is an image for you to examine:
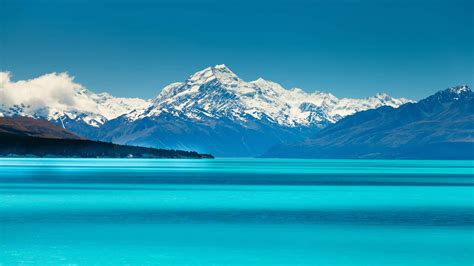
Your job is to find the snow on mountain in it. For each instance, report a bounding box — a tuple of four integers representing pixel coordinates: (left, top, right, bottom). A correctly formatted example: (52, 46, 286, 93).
(0, 66, 412, 131)
(132, 64, 412, 127)
(0, 72, 150, 127)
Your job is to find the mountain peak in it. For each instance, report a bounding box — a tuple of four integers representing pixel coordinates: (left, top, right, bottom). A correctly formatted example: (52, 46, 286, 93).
(446, 85, 471, 95)
(251, 77, 274, 87)
(143, 66, 412, 127)
(373, 92, 393, 101)
(425, 85, 472, 103)
(187, 64, 241, 85)
(374, 92, 389, 97)
(214, 64, 228, 69)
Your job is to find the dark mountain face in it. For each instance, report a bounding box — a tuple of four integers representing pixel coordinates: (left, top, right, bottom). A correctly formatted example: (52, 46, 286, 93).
(0, 116, 212, 159)
(263, 86, 474, 159)
(0, 116, 81, 139)
(96, 114, 316, 157)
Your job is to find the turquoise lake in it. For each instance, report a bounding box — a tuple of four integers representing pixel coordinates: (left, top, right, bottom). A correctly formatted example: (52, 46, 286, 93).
(1, 158, 473, 265)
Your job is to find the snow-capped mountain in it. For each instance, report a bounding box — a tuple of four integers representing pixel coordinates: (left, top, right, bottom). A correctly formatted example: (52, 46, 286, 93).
(0, 65, 414, 156)
(94, 65, 412, 156)
(0, 72, 149, 127)
(128, 64, 411, 127)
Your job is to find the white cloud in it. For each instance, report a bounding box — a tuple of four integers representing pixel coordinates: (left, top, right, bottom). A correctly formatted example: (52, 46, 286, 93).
(0, 71, 149, 125)
(0, 71, 97, 112)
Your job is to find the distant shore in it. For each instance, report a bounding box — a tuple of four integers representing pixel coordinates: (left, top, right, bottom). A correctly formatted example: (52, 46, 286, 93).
(0, 132, 213, 159)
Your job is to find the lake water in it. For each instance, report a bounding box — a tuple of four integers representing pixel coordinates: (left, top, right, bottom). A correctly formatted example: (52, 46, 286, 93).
(1, 158, 473, 265)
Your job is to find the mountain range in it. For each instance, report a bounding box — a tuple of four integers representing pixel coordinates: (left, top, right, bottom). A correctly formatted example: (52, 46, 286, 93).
(264, 85, 474, 159)
(0, 65, 411, 156)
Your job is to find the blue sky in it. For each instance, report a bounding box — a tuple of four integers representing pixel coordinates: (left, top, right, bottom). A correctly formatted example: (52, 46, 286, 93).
(1, 0, 472, 99)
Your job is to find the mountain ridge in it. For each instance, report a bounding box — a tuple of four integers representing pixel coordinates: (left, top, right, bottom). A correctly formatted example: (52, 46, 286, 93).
(263, 85, 474, 159)
(130, 64, 412, 128)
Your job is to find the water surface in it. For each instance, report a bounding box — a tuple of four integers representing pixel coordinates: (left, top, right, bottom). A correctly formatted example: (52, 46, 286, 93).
(1, 158, 473, 265)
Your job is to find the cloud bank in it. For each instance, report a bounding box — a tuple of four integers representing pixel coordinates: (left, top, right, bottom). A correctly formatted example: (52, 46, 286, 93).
(0, 71, 99, 114)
